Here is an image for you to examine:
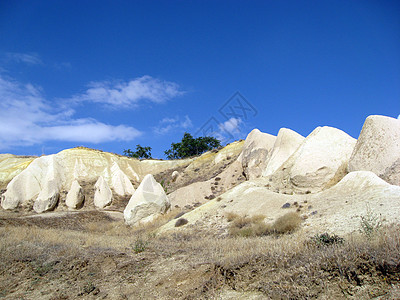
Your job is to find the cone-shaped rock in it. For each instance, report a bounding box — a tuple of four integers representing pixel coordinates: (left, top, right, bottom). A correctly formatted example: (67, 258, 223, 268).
(110, 163, 135, 196)
(124, 174, 170, 225)
(349, 115, 400, 186)
(269, 126, 356, 193)
(263, 128, 305, 177)
(238, 129, 276, 180)
(94, 176, 112, 208)
(65, 180, 84, 209)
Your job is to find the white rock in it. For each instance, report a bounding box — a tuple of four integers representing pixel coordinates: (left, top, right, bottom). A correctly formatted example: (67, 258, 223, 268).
(171, 171, 179, 182)
(1, 155, 62, 210)
(33, 156, 63, 213)
(238, 129, 276, 180)
(124, 174, 170, 225)
(94, 176, 112, 209)
(110, 163, 135, 196)
(263, 128, 305, 177)
(65, 180, 84, 209)
(270, 126, 356, 193)
(349, 115, 400, 186)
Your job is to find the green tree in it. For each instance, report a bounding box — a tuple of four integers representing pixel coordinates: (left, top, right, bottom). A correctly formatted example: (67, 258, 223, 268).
(123, 144, 152, 159)
(164, 132, 221, 159)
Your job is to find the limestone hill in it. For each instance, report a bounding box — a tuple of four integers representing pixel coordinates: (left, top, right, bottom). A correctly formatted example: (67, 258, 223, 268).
(1, 114, 400, 299)
(0, 115, 399, 236)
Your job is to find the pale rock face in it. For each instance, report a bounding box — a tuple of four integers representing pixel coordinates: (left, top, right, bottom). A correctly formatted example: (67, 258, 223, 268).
(110, 163, 135, 196)
(270, 126, 356, 193)
(94, 176, 112, 208)
(238, 129, 276, 180)
(124, 174, 170, 225)
(1, 147, 190, 213)
(65, 180, 85, 209)
(1, 155, 62, 210)
(263, 128, 305, 177)
(348, 115, 400, 186)
(33, 157, 62, 213)
(159, 170, 400, 236)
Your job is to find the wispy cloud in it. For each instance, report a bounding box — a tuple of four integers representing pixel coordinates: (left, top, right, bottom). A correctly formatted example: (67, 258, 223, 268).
(219, 117, 242, 135)
(153, 115, 193, 135)
(0, 76, 141, 150)
(5, 52, 42, 65)
(72, 76, 184, 108)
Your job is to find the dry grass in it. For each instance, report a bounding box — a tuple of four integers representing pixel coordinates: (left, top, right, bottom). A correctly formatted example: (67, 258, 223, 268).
(272, 211, 302, 234)
(227, 212, 302, 237)
(0, 211, 399, 299)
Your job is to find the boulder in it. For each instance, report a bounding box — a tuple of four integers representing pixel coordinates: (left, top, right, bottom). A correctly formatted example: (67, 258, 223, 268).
(171, 171, 179, 182)
(269, 126, 356, 193)
(65, 180, 85, 209)
(263, 128, 305, 177)
(124, 174, 170, 225)
(348, 115, 400, 186)
(238, 129, 276, 180)
(94, 176, 112, 208)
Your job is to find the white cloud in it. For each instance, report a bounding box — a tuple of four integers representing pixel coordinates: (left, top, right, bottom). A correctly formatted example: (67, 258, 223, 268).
(153, 115, 193, 135)
(6, 52, 42, 65)
(73, 76, 184, 108)
(398, 114, 400, 120)
(0, 76, 141, 150)
(219, 117, 242, 135)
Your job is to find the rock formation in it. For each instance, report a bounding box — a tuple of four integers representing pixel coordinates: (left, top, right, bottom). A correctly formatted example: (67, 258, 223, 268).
(65, 180, 84, 209)
(238, 129, 276, 180)
(94, 176, 112, 209)
(349, 115, 400, 186)
(124, 174, 170, 225)
(268, 126, 356, 194)
(263, 128, 304, 177)
(1, 114, 399, 236)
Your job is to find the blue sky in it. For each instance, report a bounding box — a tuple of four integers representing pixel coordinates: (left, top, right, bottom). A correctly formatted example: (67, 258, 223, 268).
(0, 0, 399, 158)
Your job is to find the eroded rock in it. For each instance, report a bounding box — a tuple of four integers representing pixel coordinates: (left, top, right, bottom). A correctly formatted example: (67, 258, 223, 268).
(94, 176, 112, 209)
(349, 115, 400, 186)
(238, 129, 276, 180)
(124, 174, 170, 225)
(65, 180, 85, 209)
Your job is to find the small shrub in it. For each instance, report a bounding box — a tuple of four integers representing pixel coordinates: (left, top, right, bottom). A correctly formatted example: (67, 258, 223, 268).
(360, 207, 384, 238)
(131, 238, 148, 254)
(83, 282, 96, 294)
(311, 233, 344, 246)
(228, 215, 269, 237)
(226, 212, 239, 222)
(175, 218, 188, 227)
(272, 212, 302, 234)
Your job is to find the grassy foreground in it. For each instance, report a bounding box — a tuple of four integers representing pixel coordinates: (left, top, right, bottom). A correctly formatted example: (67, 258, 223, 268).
(0, 210, 399, 299)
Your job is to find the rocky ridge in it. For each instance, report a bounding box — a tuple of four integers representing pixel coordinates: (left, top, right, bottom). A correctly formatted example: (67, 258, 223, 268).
(1, 115, 399, 235)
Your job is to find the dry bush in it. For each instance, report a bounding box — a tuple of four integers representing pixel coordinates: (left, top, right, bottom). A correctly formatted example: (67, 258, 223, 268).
(271, 212, 302, 234)
(225, 212, 239, 222)
(228, 212, 302, 237)
(228, 214, 270, 237)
